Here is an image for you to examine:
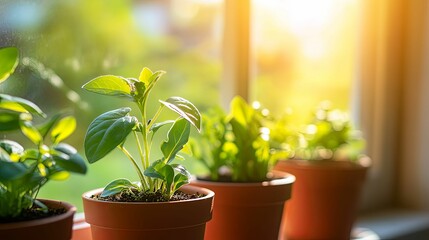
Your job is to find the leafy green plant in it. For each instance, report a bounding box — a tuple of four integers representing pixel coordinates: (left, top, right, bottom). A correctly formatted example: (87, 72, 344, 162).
(190, 96, 290, 182)
(82, 67, 201, 200)
(0, 47, 87, 219)
(293, 101, 365, 161)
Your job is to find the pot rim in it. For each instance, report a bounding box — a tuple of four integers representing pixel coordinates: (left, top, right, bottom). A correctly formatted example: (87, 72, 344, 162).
(0, 199, 76, 229)
(82, 184, 214, 205)
(192, 170, 295, 187)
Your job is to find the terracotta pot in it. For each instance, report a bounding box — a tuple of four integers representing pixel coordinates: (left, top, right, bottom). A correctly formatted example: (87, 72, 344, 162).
(190, 171, 295, 240)
(82, 185, 214, 240)
(275, 159, 369, 240)
(72, 213, 91, 240)
(0, 199, 76, 240)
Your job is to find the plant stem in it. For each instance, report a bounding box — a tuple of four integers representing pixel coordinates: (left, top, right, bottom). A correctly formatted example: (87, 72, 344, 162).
(146, 105, 164, 131)
(117, 145, 148, 189)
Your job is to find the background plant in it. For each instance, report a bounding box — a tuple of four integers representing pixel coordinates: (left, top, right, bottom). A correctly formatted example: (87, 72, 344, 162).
(190, 96, 290, 182)
(82, 67, 201, 200)
(0, 47, 87, 219)
(292, 101, 365, 161)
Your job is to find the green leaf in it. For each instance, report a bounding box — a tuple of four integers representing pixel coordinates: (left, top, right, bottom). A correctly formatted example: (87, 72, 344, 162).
(229, 96, 254, 127)
(20, 119, 43, 145)
(161, 118, 190, 163)
(82, 75, 133, 99)
(53, 143, 87, 174)
(37, 112, 63, 138)
(172, 164, 191, 191)
(0, 111, 21, 131)
(0, 94, 45, 117)
(49, 171, 70, 180)
(0, 47, 19, 84)
(100, 178, 137, 197)
(144, 160, 165, 180)
(138, 67, 153, 86)
(146, 70, 165, 89)
(51, 116, 76, 144)
(84, 107, 138, 163)
(144, 160, 174, 194)
(0, 160, 28, 181)
(150, 120, 174, 133)
(160, 97, 201, 132)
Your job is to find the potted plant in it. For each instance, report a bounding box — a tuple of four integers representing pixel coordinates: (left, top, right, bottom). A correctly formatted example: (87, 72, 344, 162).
(189, 96, 295, 240)
(274, 101, 371, 240)
(81, 67, 214, 240)
(0, 46, 87, 240)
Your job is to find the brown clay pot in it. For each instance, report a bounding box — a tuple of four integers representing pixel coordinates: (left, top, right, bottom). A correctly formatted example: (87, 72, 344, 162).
(82, 185, 214, 240)
(0, 199, 76, 240)
(274, 159, 369, 240)
(190, 171, 295, 240)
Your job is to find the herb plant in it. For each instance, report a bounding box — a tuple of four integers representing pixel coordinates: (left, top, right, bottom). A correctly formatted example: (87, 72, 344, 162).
(0, 47, 87, 219)
(190, 96, 289, 182)
(293, 101, 365, 161)
(82, 67, 201, 200)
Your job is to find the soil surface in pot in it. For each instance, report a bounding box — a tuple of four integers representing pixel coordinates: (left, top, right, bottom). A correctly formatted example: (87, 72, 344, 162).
(0, 205, 66, 223)
(92, 189, 205, 202)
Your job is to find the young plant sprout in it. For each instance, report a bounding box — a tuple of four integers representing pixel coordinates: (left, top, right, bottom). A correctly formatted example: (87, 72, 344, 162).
(82, 67, 201, 200)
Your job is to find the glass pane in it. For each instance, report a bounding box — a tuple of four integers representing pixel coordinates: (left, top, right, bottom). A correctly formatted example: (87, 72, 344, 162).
(0, 0, 223, 211)
(251, 0, 361, 123)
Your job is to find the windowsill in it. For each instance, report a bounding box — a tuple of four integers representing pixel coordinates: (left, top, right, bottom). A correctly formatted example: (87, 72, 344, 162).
(356, 208, 429, 240)
(71, 209, 429, 240)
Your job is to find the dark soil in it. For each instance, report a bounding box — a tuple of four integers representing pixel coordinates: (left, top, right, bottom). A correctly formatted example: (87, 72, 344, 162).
(0, 206, 66, 224)
(93, 189, 205, 202)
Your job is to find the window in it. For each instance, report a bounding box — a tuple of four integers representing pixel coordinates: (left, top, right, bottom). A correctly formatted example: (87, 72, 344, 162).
(2, 1, 428, 226)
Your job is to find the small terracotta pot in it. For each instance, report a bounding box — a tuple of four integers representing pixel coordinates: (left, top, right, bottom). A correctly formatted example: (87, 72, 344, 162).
(0, 199, 76, 240)
(82, 185, 214, 240)
(275, 159, 369, 240)
(190, 171, 295, 240)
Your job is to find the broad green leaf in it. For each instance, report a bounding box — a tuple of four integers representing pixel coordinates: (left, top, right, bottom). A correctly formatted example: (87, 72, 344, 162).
(51, 116, 76, 143)
(82, 75, 133, 99)
(53, 143, 87, 174)
(161, 118, 190, 163)
(0, 94, 45, 117)
(84, 107, 138, 163)
(0, 47, 19, 83)
(100, 178, 137, 197)
(144, 159, 165, 180)
(160, 97, 201, 132)
(138, 67, 153, 85)
(0, 111, 21, 131)
(0, 160, 28, 181)
(20, 120, 42, 145)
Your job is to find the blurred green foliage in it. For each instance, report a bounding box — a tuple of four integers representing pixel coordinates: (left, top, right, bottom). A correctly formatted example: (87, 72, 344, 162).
(0, 0, 221, 211)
